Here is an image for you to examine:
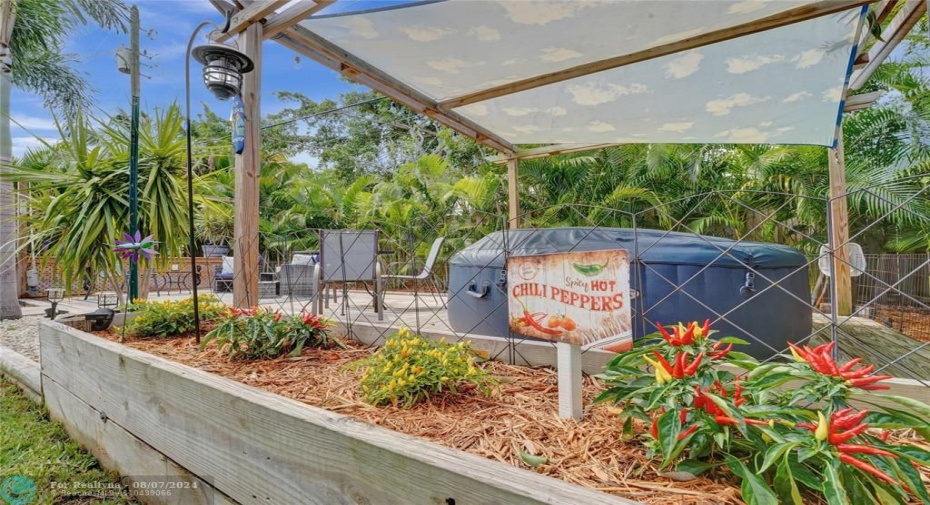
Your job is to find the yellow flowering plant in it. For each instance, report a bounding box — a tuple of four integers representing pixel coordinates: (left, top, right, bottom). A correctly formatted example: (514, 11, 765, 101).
(347, 327, 495, 408)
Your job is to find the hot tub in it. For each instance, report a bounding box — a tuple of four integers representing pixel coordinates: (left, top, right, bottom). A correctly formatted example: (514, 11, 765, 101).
(447, 228, 811, 359)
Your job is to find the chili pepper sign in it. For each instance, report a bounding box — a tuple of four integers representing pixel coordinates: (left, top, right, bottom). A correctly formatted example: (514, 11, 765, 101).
(508, 249, 632, 351)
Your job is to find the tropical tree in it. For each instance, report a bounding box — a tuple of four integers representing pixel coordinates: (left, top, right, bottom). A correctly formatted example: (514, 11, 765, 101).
(0, 0, 127, 319)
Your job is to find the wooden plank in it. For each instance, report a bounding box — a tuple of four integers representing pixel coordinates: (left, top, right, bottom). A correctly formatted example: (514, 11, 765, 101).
(828, 134, 853, 316)
(212, 0, 287, 43)
(557, 343, 583, 420)
(843, 90, 884, 111)
(439, 0, 871, 110)
(233, 23, 262, 308)
(279, 24, 516, 155)
(507, 158, 520, 228)
(39, 322, 638, 505)
(849, 0, 925, 90)
(491, 143, 619, 163)
(263, 0, 334, 39)
(0, 342, 41, 402)
(43, 379, 235, 505)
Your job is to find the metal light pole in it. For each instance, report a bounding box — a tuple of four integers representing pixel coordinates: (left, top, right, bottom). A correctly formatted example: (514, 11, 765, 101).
(128, 5, 140, 301)
(185, 14, 254, 343)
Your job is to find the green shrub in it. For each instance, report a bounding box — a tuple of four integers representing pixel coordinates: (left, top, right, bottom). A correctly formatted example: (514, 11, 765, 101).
(126, 295, 225, 338)
(347, 327, 495, 408)
(202, 308, 341, 360)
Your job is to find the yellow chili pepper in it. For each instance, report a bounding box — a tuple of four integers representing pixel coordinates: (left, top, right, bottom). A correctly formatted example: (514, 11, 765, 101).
(815, 411, 829, 441)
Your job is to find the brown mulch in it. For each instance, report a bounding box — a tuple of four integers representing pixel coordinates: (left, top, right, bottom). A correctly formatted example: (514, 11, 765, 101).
(96, 331, 741, 504)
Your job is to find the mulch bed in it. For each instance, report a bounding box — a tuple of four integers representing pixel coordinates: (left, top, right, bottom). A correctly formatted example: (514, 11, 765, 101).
(94, 331, 930, 504)
(873, 304, 930, 343)
(96, 331, 741, 504)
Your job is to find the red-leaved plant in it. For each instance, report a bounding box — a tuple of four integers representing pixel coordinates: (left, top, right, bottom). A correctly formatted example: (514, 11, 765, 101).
(596, 321, 930, 505)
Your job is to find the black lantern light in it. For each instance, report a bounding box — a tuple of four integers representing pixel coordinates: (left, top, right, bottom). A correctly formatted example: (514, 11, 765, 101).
(191, 43, 254, 100)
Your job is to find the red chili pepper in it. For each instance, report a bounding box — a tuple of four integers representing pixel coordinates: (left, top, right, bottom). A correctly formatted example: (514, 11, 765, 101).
(744, 418, 771, 427)
(650, 416, 659, 439)
(837, 444, 898, 458)
(820, 347, 841, 376)
(679, 424, 698, 440)
(656, 323, 680, 346)
(679, 408, 688, 424)
(832, 410, 868, 431)
(672, 352, 686, 379)
(679, 324, 696, 346)
(653, 351, 675, 377)
(839, 357, 863, 373)
(858, 384, 891, 391)
(683, 353, 704, 376)
(838, 454, 899, 485)
(879, 430, 891, 442)
(733, 380, 745, 407)
(524, 311, 563, 335)
(841, 364, 876, 379)
(714, 415, 738, 426)
(701, 319, 711, 338)
(693, 386, 706, 409)
(710, 342, 733, 360)
(829, 424, 869, 445)
(847, 375, 893, 388)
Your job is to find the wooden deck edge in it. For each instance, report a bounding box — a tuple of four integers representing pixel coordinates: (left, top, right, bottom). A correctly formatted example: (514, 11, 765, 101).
(39, 321, 640, 505)
(0, 342, 42, 403)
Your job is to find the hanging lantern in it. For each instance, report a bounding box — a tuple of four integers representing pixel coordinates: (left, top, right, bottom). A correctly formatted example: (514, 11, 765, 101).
(191, 42, 254, 100)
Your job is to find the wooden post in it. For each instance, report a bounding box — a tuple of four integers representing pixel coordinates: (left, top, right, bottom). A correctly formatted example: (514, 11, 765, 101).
(507, 158, 519, 229)
(233, 23, 262, 308)
(828, 132, 853, 316)
(556, 343, 582, 420)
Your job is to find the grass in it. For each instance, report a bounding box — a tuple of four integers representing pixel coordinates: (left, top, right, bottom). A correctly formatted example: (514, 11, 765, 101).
(0, 377, 136, 505)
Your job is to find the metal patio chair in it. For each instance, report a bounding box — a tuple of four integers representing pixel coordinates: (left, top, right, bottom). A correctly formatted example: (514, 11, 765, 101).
(312, 230, 383, 320)
(381, 236, 446, 310)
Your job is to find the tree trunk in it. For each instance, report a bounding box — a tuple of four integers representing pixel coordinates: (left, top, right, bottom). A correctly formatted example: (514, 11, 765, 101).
(0, 37, 23, 319)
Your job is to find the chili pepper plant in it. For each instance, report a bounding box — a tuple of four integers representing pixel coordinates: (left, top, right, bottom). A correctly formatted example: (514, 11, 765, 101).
(596, 321, 930, 505)
(202, 307, 341, 359)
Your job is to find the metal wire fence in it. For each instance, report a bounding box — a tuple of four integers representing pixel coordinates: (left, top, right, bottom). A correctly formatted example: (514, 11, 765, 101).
(30, 182, 930, 385)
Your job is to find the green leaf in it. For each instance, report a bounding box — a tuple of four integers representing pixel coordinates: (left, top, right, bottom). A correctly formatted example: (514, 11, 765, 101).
(822, 461, 849, 505)
(726, 455, 778, 505)
(840, 465, 879, 505)
(785, 455, 821, 491)
(797, 446, 819, 464)
(773, 453, 804, 505)
(890, 444, 930, 467)
(716, 336, 751, 345)
(518, 449, 548, 467)
(676, 459, 712, 476)
(750, 371, 801, 390)
(870, 393, 930, 419)
(760, 442, 799, 473)
(656, 410, 681, 466)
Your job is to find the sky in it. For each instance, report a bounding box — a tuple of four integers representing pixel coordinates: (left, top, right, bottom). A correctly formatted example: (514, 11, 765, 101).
(10, 0, 402, 164)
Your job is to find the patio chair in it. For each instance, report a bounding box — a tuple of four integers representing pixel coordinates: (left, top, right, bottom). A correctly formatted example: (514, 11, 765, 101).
(381, 237, 446, 309)
(280, 252, 317, 297)
(213, 256, 234, 293)
(312, 230, 383, 320)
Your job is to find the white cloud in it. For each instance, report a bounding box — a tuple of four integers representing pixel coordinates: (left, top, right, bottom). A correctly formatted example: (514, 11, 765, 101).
(499, 1, 593, 25)
(10, 114, 56, 131)
(652, 28, 704, 45)
(782, 91, 811, 103)
(426, 58, 480, 74)
(715, 127, 770, 143)
(706, 93, 770, 116)
(345, 17, 378, 39)
(822, 86, 844, 101)
(793, 49, 824, 69)
(470, 25, 500, 42)
(658, 122, 694, 133)
(777, 127, 795, 133)
(547, 106, 567, 117)
(503, 107, 539, 117)
(11, 136, 55, 158)
(726, 54, 784, 74)
(759, 121, 773, 127)
(502, 58, 522, 66)
(539, 48, 582, 63)
(400, 26, 456, 42)
(567, 81, 648, 106)
(586, 121, 616, 133)
(665, 51, 703, 79)
(728, 1, 767, 14)
(463, 104, 489, 117)
(513, 124, 543, 133)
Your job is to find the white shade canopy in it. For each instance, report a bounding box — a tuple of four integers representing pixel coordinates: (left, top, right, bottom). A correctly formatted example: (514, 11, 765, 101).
(301, 0, 867, 149)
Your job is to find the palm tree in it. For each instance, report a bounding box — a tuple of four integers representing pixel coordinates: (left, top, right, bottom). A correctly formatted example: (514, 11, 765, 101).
(0, 0, 127, 319)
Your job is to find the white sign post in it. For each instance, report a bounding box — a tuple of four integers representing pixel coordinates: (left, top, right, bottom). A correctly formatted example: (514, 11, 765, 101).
(507, 250, 632, 420)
